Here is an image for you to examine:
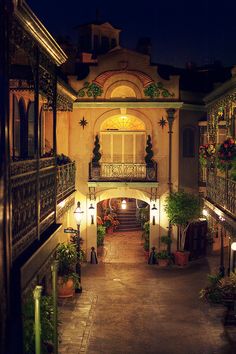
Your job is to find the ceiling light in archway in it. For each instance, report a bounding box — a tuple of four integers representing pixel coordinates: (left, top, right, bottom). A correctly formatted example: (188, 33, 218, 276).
(121, 199, 127, 209)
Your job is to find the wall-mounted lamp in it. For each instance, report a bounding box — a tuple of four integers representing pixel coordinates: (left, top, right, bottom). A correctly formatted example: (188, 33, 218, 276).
(202, 208, 208, 217)
(231, 242, 236, 251)
(121, 199, 127, 210)
(74, 201, 84, 229)
(231, 242, 236, 273)
(89, 203, 95, 224)
(151, 204, 157, 225)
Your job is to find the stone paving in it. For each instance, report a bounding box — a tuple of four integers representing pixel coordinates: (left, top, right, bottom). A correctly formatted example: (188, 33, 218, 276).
(58, 290, 97, 354)
(98, 230, 144, 263)
(58, 231, 236, 354)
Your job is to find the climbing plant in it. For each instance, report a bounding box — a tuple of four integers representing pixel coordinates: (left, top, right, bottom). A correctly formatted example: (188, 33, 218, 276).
(78, 82, 103, 98)
(144, 82, 174, 99)
(92, 135, 102, 166)
(145, 135, 154, 166)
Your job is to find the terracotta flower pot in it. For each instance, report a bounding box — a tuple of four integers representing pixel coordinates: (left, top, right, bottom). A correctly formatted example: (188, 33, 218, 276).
(106, 226, 114, 234)
(158, 258, 169, 267)
(144, 250, 149, 261)
(58, 277, 75, 298)
(174, 251, 190, 266)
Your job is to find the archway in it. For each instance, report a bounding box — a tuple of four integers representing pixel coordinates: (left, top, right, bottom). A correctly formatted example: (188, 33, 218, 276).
(96, 198, 149, 263)
(85, 188, 160, 262)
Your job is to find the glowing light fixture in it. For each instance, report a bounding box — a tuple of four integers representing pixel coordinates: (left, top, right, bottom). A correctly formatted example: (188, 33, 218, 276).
(231, 242, 236, 251)
(121, 199, 127, 210)
(74, 201, 84, 225)
(151, 204, 157, 225)
(202, 208, 208, 217)
(89, 203, 95, 224)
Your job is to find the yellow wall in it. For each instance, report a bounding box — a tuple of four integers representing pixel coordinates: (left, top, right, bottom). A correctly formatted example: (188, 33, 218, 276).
(62, 49, 182, 257)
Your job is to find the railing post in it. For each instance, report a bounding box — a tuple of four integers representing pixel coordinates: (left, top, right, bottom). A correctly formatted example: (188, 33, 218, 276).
(33, 285, 43, 354)
(51, 260, 59, 354)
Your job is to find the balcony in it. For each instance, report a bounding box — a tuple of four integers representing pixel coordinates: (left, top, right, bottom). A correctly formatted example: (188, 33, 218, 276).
(89, 161, 157, 182)
(10, 158, 76, 260)
(57, 162, 76, 202)
(206, 171, 236, 216)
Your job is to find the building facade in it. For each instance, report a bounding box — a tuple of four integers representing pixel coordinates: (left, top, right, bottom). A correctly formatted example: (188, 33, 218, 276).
(202, 68, 236, 274)
(1, 1, 233, 353)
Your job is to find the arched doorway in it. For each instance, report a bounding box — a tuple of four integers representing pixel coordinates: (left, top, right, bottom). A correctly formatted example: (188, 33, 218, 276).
(96, 198, 149, 263)
(85, 188, 160, 262)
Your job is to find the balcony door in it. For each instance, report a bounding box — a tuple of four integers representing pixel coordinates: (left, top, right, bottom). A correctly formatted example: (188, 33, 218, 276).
(100, 131, 146, 163)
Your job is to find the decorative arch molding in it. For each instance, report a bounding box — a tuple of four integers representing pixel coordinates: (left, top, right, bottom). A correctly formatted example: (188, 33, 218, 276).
(96, 188, 151, 205)
(93, 70, 154, 88)
(105, 79, 142, 99)
(126, 109, 152, 134)
(94, 108, 152, 134)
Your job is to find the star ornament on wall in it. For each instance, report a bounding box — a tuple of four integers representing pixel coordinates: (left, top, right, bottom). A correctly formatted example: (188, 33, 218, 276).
(79, 117, 88, 129)
(159, 117, 167, 129)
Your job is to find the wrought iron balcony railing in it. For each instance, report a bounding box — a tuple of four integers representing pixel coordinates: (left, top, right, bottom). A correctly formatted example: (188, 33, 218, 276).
(57, 162, 76, 202)
(89, 161, 157, 182)
(10, 158, 76, 260)
(206, 171, 236, 216)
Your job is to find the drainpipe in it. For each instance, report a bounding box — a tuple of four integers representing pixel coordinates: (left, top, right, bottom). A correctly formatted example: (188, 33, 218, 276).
(33, 285, 43, 354)
(166, 108, 176, 253)
(51, 260, 59, 354)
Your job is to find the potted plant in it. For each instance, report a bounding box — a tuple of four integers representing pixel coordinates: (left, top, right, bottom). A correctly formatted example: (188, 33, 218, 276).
(103, 213, 119, 233)
(156, 236, 172, 267)
(142, 221, 150, 259)
(97, 225, 106, 247)
(156, 250, 170, 267)
(199, 143, 216, 168)
(165, 191, 201, 266)
(56, 243, 80, 298)
(216, 137, 236, 179)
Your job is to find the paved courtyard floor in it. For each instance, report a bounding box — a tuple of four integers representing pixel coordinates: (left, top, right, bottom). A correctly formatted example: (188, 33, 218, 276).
(59, 231, 236, 354)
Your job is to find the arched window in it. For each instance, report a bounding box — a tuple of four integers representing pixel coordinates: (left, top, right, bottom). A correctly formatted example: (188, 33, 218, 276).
(13, 95, 20, 157)
(19, 97, 27, 158)
(27, 101, 35, 157)
(183, 127, 195, 157)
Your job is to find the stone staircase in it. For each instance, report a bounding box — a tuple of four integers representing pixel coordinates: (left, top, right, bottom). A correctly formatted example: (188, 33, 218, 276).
(115, 199, 142, 232)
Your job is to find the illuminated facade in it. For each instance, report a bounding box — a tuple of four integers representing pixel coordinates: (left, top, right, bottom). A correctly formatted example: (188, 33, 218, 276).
(1, 1, 233, 353)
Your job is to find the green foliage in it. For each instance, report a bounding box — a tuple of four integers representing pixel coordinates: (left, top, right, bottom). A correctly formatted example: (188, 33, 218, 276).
(56, 153, 72, 166)
(143, 221, 150, 235)
(145, 135, 154, 165)
(97, 225, 106, 246)
(160, 235, 172, 246)
(137, 207, 149, 227)
(165, 191, 201, 227)
(199, 273, 236, 305)
(144, 82, 174, 99)
(143, 238, 149, 252)
(156, 250, 170, 259)
(216, 137, 236, 171)
(92, 135, 102, 166)
(78, 82, 103, 98)
(23, 295, 54, 354)
(199, 144, 216, 168)
(56, 243, 77, 276)
(142, 221, 150, 251)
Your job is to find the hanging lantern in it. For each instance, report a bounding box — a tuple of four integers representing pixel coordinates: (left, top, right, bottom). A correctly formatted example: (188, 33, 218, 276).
(121, 199, 127, 210)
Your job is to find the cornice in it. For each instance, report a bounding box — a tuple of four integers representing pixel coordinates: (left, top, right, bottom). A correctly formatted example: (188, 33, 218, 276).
(14, 1, 67, 66)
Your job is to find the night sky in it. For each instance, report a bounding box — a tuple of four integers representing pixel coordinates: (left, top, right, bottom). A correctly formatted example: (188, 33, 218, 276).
(27, 0, 236, 68)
